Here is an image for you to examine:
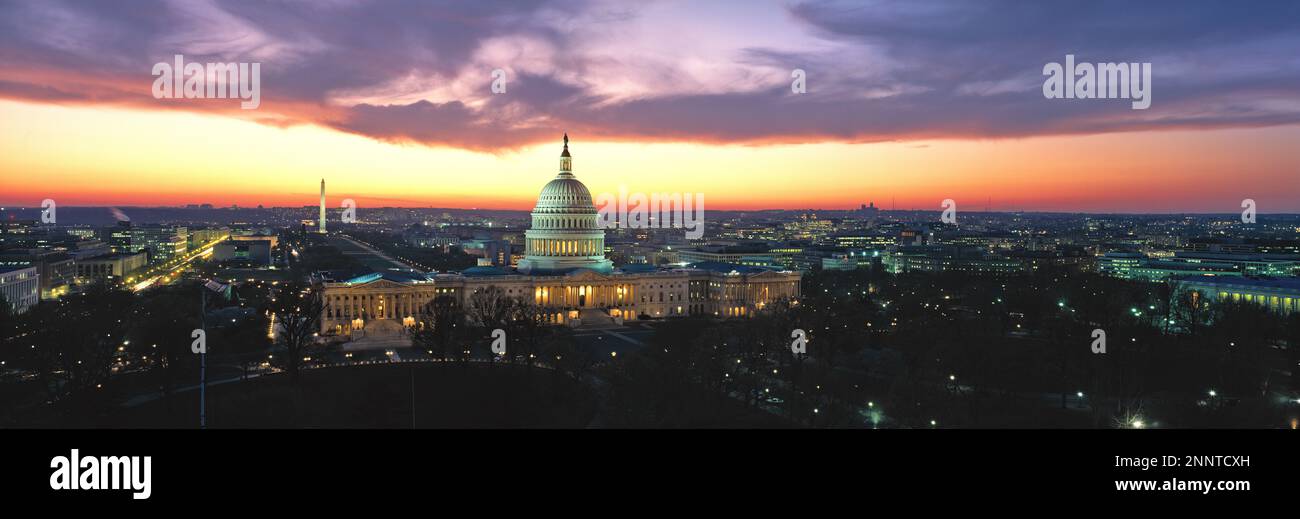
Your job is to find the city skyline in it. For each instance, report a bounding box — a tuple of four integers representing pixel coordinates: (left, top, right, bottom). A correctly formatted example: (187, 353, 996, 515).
(6, 2, 1300, 503)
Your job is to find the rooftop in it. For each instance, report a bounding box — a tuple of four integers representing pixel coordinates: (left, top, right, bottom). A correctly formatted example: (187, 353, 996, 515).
(1176, 276, 1300, 290)
(459, 266, 516, 277)
(686, 261, 780, 274)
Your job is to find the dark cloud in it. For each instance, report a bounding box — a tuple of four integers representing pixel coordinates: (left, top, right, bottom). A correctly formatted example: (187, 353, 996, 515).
(2, 0, 1298, 151)
(333, 100, 552, 151)
(330, 73, 588, 151)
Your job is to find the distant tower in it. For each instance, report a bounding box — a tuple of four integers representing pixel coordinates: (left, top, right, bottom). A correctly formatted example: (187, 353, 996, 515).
(318, 178, 327, 234)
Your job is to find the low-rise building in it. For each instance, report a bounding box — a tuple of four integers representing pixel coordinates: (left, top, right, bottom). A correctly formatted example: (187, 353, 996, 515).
(887, 246, 1023, 274)
(1175, 276, 1300, 315)
(821, 254, 859, 271)
(0, 265, 39, 314)
(0, 249, 74, 299)
(75, 252, 147, 284)
(213, 239, 272, 265)
(230, 232, 274, 248)
(677, 248, 778, 268)
(190, 227, 232, 248)
(1100, 251, 1298, 281)
(130, 225, 188, 264)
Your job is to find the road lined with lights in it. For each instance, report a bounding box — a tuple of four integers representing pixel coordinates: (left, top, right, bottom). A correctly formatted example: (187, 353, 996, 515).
(131, 235, 230, 292)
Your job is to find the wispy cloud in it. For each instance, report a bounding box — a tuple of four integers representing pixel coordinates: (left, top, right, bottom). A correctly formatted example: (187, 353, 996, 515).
(1, 0, 1298, 151)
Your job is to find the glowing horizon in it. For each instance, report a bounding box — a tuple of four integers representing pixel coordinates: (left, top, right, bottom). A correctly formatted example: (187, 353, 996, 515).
(2, 99, 1298, 214)
(2, 2, 1299, 214)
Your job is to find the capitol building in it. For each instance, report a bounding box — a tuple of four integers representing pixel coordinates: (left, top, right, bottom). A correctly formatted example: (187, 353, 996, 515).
(319, 136, 801, 339)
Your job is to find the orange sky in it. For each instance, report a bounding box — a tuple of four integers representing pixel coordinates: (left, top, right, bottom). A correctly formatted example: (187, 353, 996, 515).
(2, 99, 1298, 213)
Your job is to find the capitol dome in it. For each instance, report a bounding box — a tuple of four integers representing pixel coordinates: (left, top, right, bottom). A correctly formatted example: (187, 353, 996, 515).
(516, 135, 614, 276)
(534, 174, 596, 214)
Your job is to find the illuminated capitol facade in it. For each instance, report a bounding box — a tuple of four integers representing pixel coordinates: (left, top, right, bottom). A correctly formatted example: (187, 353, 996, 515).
(319, 136, 800, 338)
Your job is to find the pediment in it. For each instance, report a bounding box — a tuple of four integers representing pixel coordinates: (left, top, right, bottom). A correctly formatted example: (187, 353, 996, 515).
(332, 278, 416, 291)
(748, 270, 797, 280)
(368, 279, 416, 289)
(565, 269, 611, 281)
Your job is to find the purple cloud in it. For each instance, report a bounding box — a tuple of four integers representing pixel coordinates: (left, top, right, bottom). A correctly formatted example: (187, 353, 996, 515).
(1, 0, 1298, 151)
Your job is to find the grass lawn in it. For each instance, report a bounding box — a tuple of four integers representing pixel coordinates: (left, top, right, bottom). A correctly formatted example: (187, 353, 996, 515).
(113, 363, 596, 428)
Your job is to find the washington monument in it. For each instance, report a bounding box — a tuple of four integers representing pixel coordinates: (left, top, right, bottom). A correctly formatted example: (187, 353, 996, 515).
(319, 178, 327, 234)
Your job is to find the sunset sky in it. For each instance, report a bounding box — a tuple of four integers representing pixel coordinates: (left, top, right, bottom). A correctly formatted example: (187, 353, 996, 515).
(2, 0, 1298, 212)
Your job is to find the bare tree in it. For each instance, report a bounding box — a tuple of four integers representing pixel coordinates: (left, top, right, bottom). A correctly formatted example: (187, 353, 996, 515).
(466, 285, 513, 329)
(270, 281, 323, 383)
(507, 299, 552, 366)
(14, 286, 134, 413)
(129, 287, 197, 409)
(409, 295, 463, 361)
(465, 285, 514, 361)
(1172, 288, 1210, 336)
